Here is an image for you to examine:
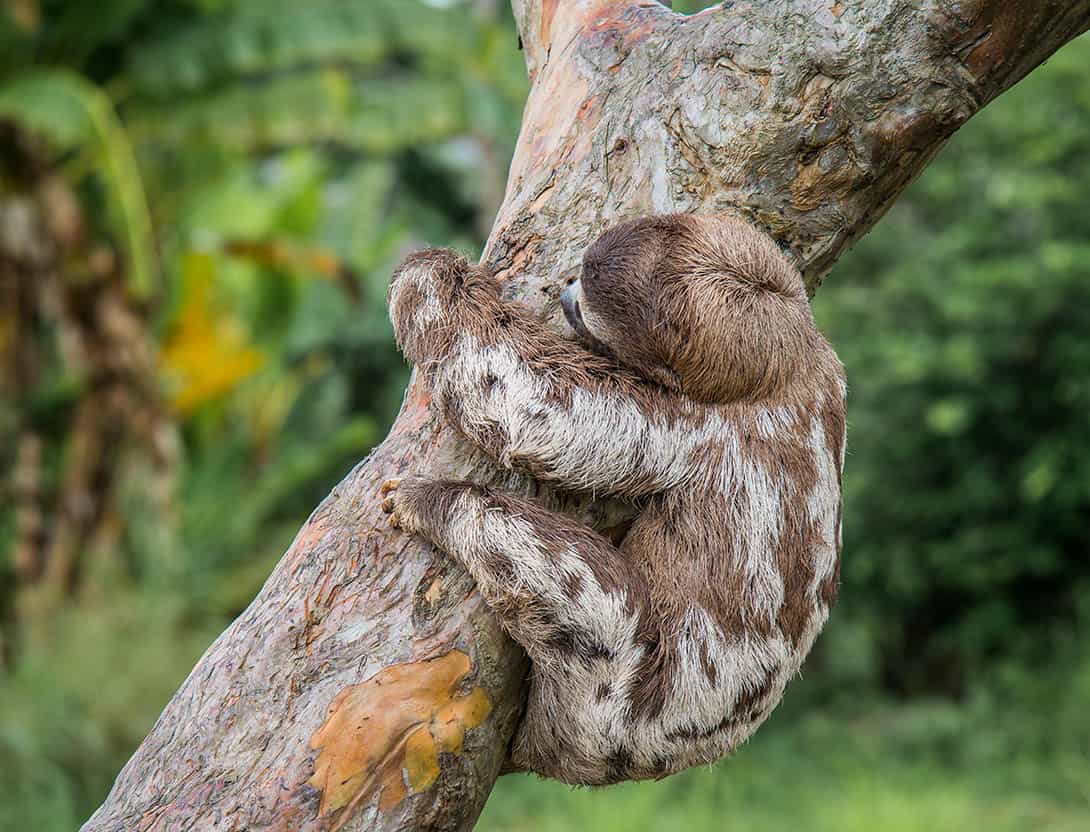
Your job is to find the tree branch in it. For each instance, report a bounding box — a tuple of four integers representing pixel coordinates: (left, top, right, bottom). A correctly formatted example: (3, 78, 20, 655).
(512, 0, 658, 81)
(84, 3, 1090, 831)
(504, 0, 1090, 297)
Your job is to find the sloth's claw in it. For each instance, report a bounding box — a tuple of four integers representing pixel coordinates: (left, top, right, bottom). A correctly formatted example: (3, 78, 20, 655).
(380, 478, 403, 528)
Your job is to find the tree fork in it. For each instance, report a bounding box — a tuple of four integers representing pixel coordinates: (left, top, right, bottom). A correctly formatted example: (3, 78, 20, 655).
(84, 2, 1090, 830)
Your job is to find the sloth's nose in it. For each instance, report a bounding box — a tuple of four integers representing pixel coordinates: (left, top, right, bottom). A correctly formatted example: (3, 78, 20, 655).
(560, 279, 581, 323)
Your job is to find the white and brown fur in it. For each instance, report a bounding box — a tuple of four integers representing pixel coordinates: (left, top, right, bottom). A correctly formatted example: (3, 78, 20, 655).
(381, 214, 846, 786)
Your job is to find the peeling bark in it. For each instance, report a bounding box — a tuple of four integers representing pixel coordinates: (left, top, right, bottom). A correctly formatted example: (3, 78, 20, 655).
(84, 2, 1090, 831)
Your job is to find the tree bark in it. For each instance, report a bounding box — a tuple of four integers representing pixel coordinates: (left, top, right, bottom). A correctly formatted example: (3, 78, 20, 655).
(84, 2, 1090, 830)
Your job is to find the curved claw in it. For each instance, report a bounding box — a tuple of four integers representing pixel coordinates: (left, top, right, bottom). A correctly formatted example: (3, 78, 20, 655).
(380, 478, 403, 528)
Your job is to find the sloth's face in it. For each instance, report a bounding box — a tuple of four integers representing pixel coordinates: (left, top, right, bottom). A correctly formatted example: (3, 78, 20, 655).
(565, 213, 816, 402)
(561, 249, 685, 392)
(559, 276, 614, 358)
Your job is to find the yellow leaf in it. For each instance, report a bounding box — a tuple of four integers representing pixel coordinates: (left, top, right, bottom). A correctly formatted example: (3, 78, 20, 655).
(159, 252, 265, 414)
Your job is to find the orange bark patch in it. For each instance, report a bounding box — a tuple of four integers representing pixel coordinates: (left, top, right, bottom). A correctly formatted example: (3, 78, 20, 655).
(587, 3, 660, 49)
(791, 146, 856, 212)
(541, 0, 560, 51)
(578, 94, 600, 120)
(528, 183, 555, 214)
(405, 378, 432, 412)
(493, 233, 544, 284)
(424, 578, 443, 605)
(964, 13, 1021, 81)
(831, 1, 844, 17)
(308, 651, 491, 828)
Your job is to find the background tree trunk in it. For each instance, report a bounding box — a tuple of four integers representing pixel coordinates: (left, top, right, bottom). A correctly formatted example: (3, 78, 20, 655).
(83, 2, 1090, 830)
(1, 125, 177, 657)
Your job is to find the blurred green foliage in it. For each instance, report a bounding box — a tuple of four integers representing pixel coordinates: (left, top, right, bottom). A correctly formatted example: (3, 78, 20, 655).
(1, 1, 1088, 830)
(816, 40, 1090, 700)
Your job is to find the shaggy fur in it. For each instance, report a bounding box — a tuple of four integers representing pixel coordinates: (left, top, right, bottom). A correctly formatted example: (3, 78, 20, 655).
(381, 214, 846, 786)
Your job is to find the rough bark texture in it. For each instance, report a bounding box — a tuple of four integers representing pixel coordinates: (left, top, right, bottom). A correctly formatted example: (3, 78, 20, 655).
(85, 2, 1090, 831)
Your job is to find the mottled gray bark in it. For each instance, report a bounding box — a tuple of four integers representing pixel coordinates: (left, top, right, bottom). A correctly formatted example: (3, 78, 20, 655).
(84, 2, 1090, 830)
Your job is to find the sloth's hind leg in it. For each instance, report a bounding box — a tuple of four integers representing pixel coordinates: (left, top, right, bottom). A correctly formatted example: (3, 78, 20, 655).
(382, 476, 645, 668)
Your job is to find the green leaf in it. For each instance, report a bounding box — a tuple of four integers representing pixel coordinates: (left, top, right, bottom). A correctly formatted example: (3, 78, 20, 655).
(129, 71, 466, 154)
(126, 0, 396, 99)
(0, 70, 156, 297)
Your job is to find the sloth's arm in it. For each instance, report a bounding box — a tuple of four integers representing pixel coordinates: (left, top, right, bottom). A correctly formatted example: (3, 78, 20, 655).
(388, 249, 706, 497)
(380, 476, 644, 667)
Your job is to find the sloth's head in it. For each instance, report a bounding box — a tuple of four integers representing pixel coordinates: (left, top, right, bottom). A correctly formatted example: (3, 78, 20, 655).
(561, 214, 820, 403)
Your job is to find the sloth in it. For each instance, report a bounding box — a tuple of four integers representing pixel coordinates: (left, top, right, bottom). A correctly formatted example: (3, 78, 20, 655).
(380, 213, 846, 786)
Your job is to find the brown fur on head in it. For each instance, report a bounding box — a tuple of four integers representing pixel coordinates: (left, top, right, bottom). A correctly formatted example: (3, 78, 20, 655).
(562, 214, 814, 403)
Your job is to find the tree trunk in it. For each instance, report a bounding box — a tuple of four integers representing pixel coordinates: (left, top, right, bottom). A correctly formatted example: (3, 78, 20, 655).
(84, 2, 1090, 830)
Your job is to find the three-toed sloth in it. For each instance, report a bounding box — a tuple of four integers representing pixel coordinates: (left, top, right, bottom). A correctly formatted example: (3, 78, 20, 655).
(381, 214, 846, 786)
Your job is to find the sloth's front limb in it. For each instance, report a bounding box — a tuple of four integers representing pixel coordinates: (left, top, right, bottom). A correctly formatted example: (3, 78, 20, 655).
(427, 343, 703, 498)
(387, 247, 700, 498)
(381, 476, 645, 667)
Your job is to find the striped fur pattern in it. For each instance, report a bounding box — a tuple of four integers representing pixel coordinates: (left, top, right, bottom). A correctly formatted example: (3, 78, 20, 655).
(383, 214, 846, 785)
